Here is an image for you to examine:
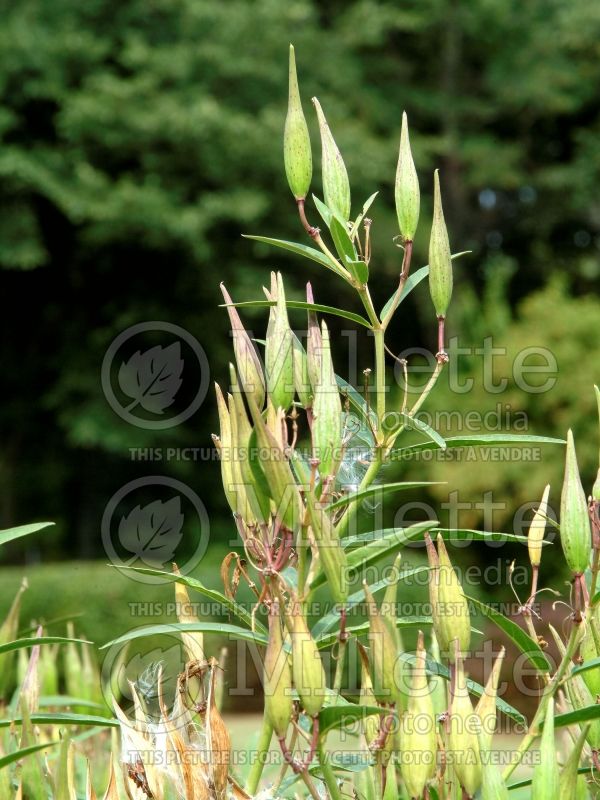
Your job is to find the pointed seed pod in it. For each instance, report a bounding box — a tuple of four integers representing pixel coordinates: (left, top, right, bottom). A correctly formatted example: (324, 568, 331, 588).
(305, 490, 348, 604)
(363, 582, 399, 703)
(312, 321, 342, 479)
(429, 631, 447, 719)
(528, 484, 550, 568)
(531, 697, 559, 800)
(292, 332, 312, 407)
(395, 112, 420, 242)
(447, 647, 482, 798)
(383, 555, 408, 711)
(285, 600, 326, 716)
(434, 535, 471, 661)
(559, 725, 590, 799)
(475, 646, 505, 752)
(214, 383, 240, 516)
(306, 282, 322, 390)
(284, 45, 312, 201)
(173, 564, 205, 664)
(264, 603, 293, 738)
(560, 430, 591, 575)
(265, 272, 294, 411)
(580, 606, 600, 696)
(221, 283, 265, 409)
(479, 744, 509, 800)
(357, 643, 379, 747)
(428, 170, 453, 318)
(399, 631, 436, 798)
(312, 97, 351, 221)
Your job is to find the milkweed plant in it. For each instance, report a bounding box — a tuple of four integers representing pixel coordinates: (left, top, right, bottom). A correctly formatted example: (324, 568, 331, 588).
(1, 45, 600, 800)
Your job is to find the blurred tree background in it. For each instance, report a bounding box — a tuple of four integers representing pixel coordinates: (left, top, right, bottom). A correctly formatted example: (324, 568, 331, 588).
(0, 0, 599, 571)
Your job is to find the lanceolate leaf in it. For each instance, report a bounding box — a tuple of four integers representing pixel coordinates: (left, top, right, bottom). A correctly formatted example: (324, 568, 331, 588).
(0, 521, 54, 547)
(554, 705, 600, 728)
(385, 412, 446, 449)
(315, 618, 433, 650)
(571, 657, 600, 679)
(350, 192, 378, 239)
(507, 768, 592, 792)
(102, 622, 269, 651)
(327, 482, 444, 513)
(224, 299, 371, 328)
(0, 741, 60, 769)
(0, 636, 92, 656)
(0, 713, 119, 730)
(431, 528, 538, 546)
(318, 703, 385, 736)
(108, 565, 265, 634)
(465, 595, 551, 672)
(390, 434, 566, 461)
(243, 235, 347, 279)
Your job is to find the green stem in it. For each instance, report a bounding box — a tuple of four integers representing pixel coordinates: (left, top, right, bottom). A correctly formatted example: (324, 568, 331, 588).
(244, 710, 273, 795)
(381, 240, 413, 330)
(318, 737, 343, 800)
(297, 521, 309, 599)
(373, 328, 386, 436)
(502, 621, 581, 781)
(333, 638, 347, 696)
(386, 359, 446, 449)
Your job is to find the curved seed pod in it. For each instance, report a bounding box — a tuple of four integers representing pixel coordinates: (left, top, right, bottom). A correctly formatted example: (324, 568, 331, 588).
(214, 383, 240, 516)
(312, 97, 350, 222)
(228, 393, 257, 526)
(559, 725, 590, 799)
(173, 564, 205, 664)
(357, 643, 379, 747)
(531, 697, 559, 800)
(364, 582, 399, 704)
(479, 739, 509, 800)
(285, 600, 326, 717)
(447, 647, 482, 798)
(312, 321, 342, 480)
(382, 555, 408, 711)
(246, 393, 302, 533)
(428, 170, 453, 318)
(580, 607, 600, 697)
(292, 332, 312, 408)
(305, 490, 348, 604)
(434, 535, 471, 661)
(475, 646, 505, 752)
(284, 45, 312, 201)
(560, 430, 591, 575)
(528, 484, 550, 568)
(229, 365, 270, 525)
(265, 272, 294, 411)
(264, 603, 293, 738)
(221, 283, 265, 409)
(399, 631, 436, 799)
(429, 631, 447, 719)
(306, 282, 322, 390)
(395, 112, 420, 242)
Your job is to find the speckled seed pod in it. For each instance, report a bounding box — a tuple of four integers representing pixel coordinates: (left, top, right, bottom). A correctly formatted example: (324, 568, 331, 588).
(312, 97, 350, 221)
(265, 272, 294, 412)
(395, 112, 420, 242)
(311, 321, 342, 480)
(528, 484, 550, 568)
(264, 603, 293, 738)
(221, 283, 265, 410)
(428, 170, 453, 318)
(285, 600, 326, 717)
(284, 45, 312, 201)
(560, 430, 591, 575)
(363, 583, 399, 704)
(447, 648, 482, 798)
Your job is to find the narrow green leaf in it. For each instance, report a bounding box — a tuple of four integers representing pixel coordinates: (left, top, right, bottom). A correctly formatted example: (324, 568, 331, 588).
(570, 656, 600, 679)
(390, 434, 566, 461)
(38, 696, 106, 710)
(432, 528, 538, 545)
(350, 192, 378, 239)
(329, 214, 357, 265)
(0, 636, 92, 656)
(327, 482, 444, 513)
(345, 255, 369, 284)
(0, 713, 119, 730)
(108, 565, 265, 634)
(316, 617, 433, 650)
(465, 595, 551, 672)
(0, 522, 54, 547)
(555, 705, 600, 728)
(0, 741, 60, 769)
(318, 704, 385, 736)
(507, 767, 592, 792)
(224, 299, 371, 328)
(385, 412, 446, 449)
(243, 235, 347, 278)
(101, 622, 269, 651)
(312, 194, 333, 228)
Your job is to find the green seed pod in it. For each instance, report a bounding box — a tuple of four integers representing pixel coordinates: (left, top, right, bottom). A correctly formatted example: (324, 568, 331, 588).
(221, 283, 265, 410)
(580, 607, 600, 697)
(312, 321, 342, 480)
(431, 535, 471, 662)
(265, 272, 294, 412)
(284, 45, 312, 201)
(428, 170, 453, 318)
(305, 490, 348, 604)
(312, 97, 351, 222)
(264, 603, 293, 738)
(395, 112, 420, 242)
(447, 647, 482, 798)
(364, 582, 399, 703)
(429, 631, 447, 719)
(292, 332, 312, 408)
(285, 600, 326, 717)
(246, 392, 303, 533)
(560, 430, 591, 575)
(306, 282, 322, 390)
(382, 555, 408, 712)
(399, 631, 436, 799)
(214, 383, 241, 517)
(475, 646, 505, 752)
(531, 697, 559, 800)
(479, 741, 509, 800)
(528, 484, 550, 568)
(559, 725, 590, 799)
(229, 365, 271, 525)
(357, 642, 379, 747)
(593, 385, 600, 502)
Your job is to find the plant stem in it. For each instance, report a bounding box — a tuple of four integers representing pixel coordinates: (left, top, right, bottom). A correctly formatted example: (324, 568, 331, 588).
(381, 240, 413, 330)
(335, 450, 383, 539)
(318, 737, 343, 800)
(373, 328, 386, 437)
(244, 710, 273, 795)
(502, 619, 581, 781)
